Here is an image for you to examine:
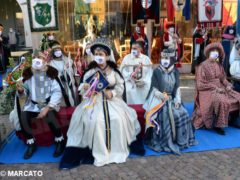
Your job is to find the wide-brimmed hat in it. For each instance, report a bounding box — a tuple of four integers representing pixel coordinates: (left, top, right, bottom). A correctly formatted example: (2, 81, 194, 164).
(204, 42, 225, 60)
(90, 38, 111, 56)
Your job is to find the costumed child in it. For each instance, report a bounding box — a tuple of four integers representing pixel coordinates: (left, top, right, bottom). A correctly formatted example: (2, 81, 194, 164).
(15, 51, 65, 159)
(193, 42, 240, 135)
(60, 39, 144, 169)
(130, 22, 149, 55)
(74, 42, 91, 79)
(191, 27, 211, 74)
(163, 22, 183, 66)
(143, 49, 196, 155)
(49, 44, 78, 106)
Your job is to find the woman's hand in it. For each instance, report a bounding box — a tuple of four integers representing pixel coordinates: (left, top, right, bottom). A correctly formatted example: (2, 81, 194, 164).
(104, 90, 113, 99)
(83, 83, 90, 91)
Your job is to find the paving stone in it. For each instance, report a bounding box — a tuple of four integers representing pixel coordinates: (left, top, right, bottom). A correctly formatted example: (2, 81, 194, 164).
(2, 79, 240, 179)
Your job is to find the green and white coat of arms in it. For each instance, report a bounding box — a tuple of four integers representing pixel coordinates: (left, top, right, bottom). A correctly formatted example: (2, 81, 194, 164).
(34, 3, 52, 26)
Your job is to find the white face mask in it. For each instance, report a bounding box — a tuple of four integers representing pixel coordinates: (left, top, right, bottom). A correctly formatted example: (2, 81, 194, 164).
(85, 48, 91, 55)
(135, 27, 141, 34)
(48, 35, 54, 40)
(169, 27, 175, 33)
(94, 55, 105, 64)
(54, 50, 62, 58)
(209, 51, 219, 59)
(161, 58, 170, 68)
(9, 29, 13, 33)
(131, 49, 138, 57)
(32, 58, 44, 70)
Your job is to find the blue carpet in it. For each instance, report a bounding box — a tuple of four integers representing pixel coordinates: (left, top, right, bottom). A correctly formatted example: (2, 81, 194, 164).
(1, 103, 240, 164)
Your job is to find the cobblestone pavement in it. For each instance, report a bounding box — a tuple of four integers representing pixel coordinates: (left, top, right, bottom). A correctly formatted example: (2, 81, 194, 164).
(1, 149, 240, 180)
(1, 77, 240, 179)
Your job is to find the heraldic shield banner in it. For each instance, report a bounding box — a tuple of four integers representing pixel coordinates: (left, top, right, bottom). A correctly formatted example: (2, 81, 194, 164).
(27, 0, 59, 32)
(198, 0, 223, 27)
(132, 0, 160, 25)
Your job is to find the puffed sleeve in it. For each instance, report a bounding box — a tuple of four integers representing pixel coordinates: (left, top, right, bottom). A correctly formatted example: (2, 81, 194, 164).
(119, 56, 132, 80)
(48, 79, 62, 111)
(111, 72, 124, 98)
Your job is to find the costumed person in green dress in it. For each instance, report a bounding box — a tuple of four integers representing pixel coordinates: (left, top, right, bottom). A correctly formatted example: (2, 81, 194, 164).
(60, 39, 144, 169)
(143, 49, 196, 155)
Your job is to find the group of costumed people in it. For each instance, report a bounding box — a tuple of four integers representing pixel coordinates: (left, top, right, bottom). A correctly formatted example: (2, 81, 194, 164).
(8, 24, 240, 170)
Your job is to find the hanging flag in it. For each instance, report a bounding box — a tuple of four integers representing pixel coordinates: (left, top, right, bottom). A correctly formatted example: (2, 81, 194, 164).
(132, 0, 160, 25)
(183, 0, 191, 21)
(173, 0, 186, 11)
(198, 0, 223, 27)
(27, 0, 58, 32)
(74, 0, 90, 14)
(166, 0, 175, 22)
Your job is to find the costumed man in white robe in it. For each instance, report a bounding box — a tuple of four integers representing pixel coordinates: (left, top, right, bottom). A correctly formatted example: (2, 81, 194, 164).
(60, 39, 144, 170)
(120, 41, 152, 104)
(49, 44, 78, 106)
(16, 51, 65, 159)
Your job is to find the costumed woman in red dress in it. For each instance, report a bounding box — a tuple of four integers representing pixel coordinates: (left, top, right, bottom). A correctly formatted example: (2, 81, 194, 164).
(193, 42, 240, 135)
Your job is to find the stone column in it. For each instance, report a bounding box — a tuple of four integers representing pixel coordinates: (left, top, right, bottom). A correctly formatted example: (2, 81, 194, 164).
(16, 0, 33, 48)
